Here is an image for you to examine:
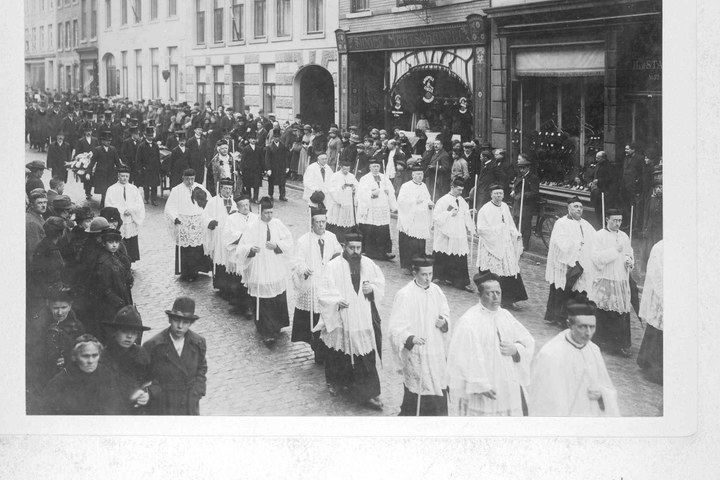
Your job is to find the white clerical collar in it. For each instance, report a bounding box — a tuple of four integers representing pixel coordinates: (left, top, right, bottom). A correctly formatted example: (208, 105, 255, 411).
(413, 280, 430, 290)
(478, 303, 500, 315)
(564, 331, 587, 350)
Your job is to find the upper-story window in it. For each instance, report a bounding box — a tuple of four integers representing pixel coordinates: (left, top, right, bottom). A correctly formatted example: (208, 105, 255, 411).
(254, 0, 266, 38)
(352, 0, 369, 12)
(276, 0, 291, 37)
(231, 0, 244, 41)
(133, 0, 142, 23)
(122, 0, 127, 24)
(91, 0, 97, 36)
(106, 0, 112, 28)
(213, 0, 224, 42)
(196, 0, 206, 44)
(151, 0, 158, 20)
(307, 0, 323, 34)
(81, 0, 87, 38)
(168, 0, 177, 16)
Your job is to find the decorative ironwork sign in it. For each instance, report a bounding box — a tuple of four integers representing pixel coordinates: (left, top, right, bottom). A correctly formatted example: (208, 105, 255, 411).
(344, 22, 486, 53)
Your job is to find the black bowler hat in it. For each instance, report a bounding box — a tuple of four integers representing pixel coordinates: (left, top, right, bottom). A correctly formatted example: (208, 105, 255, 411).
(103, 305, 151, 331)
(165, 296, 200, 320)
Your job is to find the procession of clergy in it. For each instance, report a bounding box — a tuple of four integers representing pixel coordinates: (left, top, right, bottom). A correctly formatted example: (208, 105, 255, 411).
(150, 141, 664, 416)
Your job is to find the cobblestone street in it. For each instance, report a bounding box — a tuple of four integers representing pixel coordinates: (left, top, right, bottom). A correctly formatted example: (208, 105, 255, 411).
(27, 147, 662, 417)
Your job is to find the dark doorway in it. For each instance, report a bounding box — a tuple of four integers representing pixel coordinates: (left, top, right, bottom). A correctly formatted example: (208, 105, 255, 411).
(298, 65, 334, 131)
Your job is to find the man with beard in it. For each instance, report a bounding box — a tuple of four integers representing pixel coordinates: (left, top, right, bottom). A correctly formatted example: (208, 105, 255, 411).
(291, 206, 343, 364)
(203, 178, 237, 299)
(317, 228, 385, 410)
(241, 136, 263, 203)
(475, 184, 528, 309)
(135, 126, 162, 206)
(396, 165, 434, 274)
(544, 196, 597, 327)
(46, 131, 72, 183)
(357, 157, 398, 261)
(446, 272, 535, 416)
(164, 169, 211, 282)
(432, 177, 476, 292)
(104, 165, 146, 263)
(233, 197, 293, 344)
(120, 125, 142, 184)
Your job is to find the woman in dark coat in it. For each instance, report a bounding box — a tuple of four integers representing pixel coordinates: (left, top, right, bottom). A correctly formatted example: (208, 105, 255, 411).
(41, 334, 123, 415)
(88, 131, 123, 207)
(101, 305, 153, 414)
(143, 297, 207, 415)
(27, 217, 67, 314)
(90, 228, 134, 339)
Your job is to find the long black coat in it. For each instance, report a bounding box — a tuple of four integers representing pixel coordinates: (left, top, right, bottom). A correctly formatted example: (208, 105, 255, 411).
(60, 115, 80, 147)
(120, 137, 140, 180)
(42, 363, 124, 415)
(46, 141, 72, 182)
(168, 146, 190, 188)
(240, 144, 263, 188)
(75, 135, 99, 155)
(471, 159, 503, 207)
(264, 141, 290, 184)
(185, 136, 207, 184)
(143, 328, 208, 416)
(512, 172, 540, 215)
(28, 237, 65, 304)
(91, 249, 133, 325)
(89, 145, 123, 194)
(135, 140, 162, 188)
(101, 341, 152, 414)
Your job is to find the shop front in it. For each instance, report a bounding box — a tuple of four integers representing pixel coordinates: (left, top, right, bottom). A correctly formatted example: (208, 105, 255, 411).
(336, 15, 489, 139)
(488, 0, 662, 205)
(77, 46, 99, 96)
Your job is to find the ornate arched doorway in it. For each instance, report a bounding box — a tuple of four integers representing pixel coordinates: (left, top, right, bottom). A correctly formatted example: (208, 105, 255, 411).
(295, 65, 334, 131)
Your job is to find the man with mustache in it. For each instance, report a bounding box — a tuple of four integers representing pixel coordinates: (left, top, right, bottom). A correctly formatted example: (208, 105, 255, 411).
(317, 228, 385, 410)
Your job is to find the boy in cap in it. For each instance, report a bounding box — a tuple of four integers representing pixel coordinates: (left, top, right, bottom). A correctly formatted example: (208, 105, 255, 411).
(143, 297, 208, 415)
(25, 161, 47, 197)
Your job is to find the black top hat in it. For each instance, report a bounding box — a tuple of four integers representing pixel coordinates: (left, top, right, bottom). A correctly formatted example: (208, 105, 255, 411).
(165, 296, 199, 320)
(100, 130, 112, 140)
(102, 305, 151, 331)
(219, 178, 234, 187)
(144, 126, 155, 136)
(176, 130, 186, 140)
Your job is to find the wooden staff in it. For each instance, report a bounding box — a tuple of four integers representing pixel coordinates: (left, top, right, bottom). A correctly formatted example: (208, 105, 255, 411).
(601, 192, 606, 229)
(176, 225, 182, 276)
(432, 161, 439, 202)
(416, 345, 423, 417)
(308, 209, 315, 335)
(517, 178, 526, 262)
(629, 205, 634, 244)
(351, 187, 357, 226)
(354, 155, 360, 177)
(255, 222, 262, 323)
(469, 174, 479, 265)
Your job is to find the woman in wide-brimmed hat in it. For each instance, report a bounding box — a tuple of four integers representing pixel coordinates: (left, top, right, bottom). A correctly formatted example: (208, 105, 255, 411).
(142, 296, 207, 415)
(101, 305, 152, 413)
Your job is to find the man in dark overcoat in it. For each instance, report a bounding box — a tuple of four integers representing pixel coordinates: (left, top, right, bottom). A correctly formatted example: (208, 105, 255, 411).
(510, 154, 540, 251)
(186, 126, 207, 185)
(241, 136, 263, 203)
(87, 131, 123, 208)
(75, 124, 100, 199)
(143, 297, 207, 415)
(264, 129, 290, 201)
(135, 126, 162, 205)
(120, 125, 141, 184)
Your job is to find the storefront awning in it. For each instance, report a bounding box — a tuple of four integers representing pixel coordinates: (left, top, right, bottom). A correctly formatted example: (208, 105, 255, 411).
(515, 45, 605, 77)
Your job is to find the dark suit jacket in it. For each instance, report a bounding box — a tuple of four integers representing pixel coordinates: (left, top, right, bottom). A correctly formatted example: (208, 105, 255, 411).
(76, 136, 100, 155)
(46, 141, 72, 179)
(512, 172, 540, 214)
(264, 141, 290, 182)
(185, 136, 207, 183)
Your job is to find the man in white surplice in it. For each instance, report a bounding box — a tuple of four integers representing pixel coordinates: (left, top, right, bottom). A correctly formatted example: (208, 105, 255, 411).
(325, 159, 358, 240)
(222, 193, 259, 317)
(396, 165, 434, 274)
(202, 178, 237, 298)
(302, 153, 333, 203)
(389, 256, 450, 416)
(233, 196, 293, 344)
(290, 206, 343, 365)
(475, 184, 528, 309)
(164, 168, 211, 281)
(446, 272, 535, 416)
(104, 165, 145, 263)
(317, 229, 385, 410)
(357, 158, 398, 261)
(529, 300, 619, 416)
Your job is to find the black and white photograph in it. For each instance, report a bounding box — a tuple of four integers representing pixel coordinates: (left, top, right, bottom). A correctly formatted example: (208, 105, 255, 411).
(5, 0, 713, 476)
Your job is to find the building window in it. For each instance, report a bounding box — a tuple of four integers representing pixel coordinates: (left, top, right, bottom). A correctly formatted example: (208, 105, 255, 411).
(121, 50, 128, 96)
(253, 0, 265, 38)
(213, 0, 223, 43)
(168, 46, 178, 100)
(91, 0, 97, 37)
(168, 0, 176, 16)
(105, 0, 111, 27)
(48, 24, 53, 49)
(31, 28, 36, 52)
(81, 0, 87, 38)
(196, 67, 207, 106)
(135, 49, 142, 99)
(214, 66, 224, 108)
(40, 27, 45, 51)
(65, 21, 70, 48)
(151, 48, 159, 99)
(232, 64, 245, 112)
(352, 0, 368, 12)
(276, 0, 290, 37)
(231, 0, 244, 41)
(307, 0, 322, 34)
(73, 19, 78, 46)
(25, 29, 29, 53)
(196, 0, 205, 44)
(122, 0, 127, 24)
(57, 23, 62, 50)
(150, 0, 157, 19)
(133, 0, 142, 23)
(262, 64, 275, 113)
